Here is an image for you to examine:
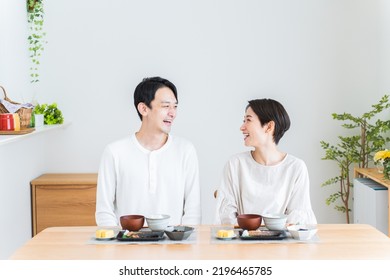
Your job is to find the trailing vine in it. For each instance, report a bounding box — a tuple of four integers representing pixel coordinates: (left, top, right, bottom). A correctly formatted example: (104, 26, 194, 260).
(27, 0, 47, 83)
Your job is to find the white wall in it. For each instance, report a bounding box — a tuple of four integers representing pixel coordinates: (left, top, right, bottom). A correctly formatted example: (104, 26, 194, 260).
(0, 0, 31, 100)
(40, 0, 390, 223)
(0, 136, 47, 259)
(0, 0, 42, 260)
(1, 0, 390, 259)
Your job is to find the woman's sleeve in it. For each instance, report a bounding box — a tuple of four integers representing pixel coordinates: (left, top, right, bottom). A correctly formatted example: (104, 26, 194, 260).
(215, 161, 239, 225)
(285, 161, 317, 225)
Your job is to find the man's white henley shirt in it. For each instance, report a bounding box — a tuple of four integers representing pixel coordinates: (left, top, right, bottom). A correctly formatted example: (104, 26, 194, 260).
(96, 134, 201, 226)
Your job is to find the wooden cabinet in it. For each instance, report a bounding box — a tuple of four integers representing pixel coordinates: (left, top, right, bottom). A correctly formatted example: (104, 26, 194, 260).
(354, 168, 390, 237)
(31, 173, 98, 236)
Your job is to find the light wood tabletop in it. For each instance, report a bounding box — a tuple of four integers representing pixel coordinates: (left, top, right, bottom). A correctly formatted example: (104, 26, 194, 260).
(10, 224, 390, 260)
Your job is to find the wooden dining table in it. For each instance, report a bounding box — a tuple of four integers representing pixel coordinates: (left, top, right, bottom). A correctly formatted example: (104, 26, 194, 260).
(10, 224, 390, 260)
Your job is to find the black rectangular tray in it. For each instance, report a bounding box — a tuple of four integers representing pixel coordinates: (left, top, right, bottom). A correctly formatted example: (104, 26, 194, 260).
(116, 230, 165, 241)
(239, 230, 287, 240)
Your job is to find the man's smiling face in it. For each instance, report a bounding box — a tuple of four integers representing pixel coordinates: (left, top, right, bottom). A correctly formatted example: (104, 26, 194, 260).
(145, 86, 178, 134)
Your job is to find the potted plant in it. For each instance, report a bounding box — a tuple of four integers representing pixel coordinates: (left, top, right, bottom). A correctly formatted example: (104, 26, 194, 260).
(32, 103, 46, 127)
(320, 95, 390, 223)
(374, 150, 390, 178)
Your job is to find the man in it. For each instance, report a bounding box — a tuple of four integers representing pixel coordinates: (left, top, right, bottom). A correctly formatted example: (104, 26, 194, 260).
(96, 77, 201, 226)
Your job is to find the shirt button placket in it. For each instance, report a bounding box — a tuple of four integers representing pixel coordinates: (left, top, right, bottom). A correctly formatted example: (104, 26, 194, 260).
(149, 152, 156, 194)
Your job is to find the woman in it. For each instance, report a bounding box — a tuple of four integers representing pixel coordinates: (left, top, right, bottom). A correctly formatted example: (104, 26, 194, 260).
(215, 98, 317, 225)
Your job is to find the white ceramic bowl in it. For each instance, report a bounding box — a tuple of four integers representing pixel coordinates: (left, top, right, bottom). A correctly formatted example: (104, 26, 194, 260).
(262, 214, 288, 230)
(287, 224, 318, 240)
(145, 214, 170, 231)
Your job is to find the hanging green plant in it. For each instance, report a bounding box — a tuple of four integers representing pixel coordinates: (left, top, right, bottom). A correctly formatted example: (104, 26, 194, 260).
(27, 0, 47, 83)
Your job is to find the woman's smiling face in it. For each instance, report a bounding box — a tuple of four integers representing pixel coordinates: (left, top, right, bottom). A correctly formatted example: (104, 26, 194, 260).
(240, 106, 272, 147)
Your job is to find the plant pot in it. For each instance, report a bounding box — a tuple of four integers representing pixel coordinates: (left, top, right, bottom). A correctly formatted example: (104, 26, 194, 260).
(376, 162, 384, 173)
(34, 114, 44, 128)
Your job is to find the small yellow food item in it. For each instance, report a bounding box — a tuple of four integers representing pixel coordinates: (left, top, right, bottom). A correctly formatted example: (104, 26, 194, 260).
(217, 229, 235, 238)
(96, 229, 115, 238)
(13, 113, 20, 131)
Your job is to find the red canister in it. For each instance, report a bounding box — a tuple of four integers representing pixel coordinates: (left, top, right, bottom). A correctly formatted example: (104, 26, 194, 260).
(0, 113, 15, 131)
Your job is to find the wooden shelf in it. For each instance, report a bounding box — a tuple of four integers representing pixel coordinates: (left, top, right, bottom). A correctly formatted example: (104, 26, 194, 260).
(354, 168, 390, 188)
